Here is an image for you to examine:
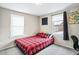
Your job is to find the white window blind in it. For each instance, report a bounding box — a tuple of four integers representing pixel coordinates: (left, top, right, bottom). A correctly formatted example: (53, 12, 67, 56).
(11, 14, 24, 37)
(52, 14, 63, 32)
(52, 14, 63, 25)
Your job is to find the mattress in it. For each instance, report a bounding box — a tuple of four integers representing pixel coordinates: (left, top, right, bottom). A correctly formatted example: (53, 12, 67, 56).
(15, 36, 54, 55)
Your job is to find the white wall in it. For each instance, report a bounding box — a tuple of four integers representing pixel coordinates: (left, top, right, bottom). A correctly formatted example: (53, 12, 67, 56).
(0, 10, 1, 33)
(69, 24, 79, 39)
(40, 4, 79, 49)
(66, 4, 79, 40)
(40, 15, 52, 33)
(0, 7, 40, 48)
(40, 9, 64, 34)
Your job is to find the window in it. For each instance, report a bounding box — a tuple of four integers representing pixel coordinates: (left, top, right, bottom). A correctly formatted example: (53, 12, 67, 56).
(52, 14, 63, 32)
(11, 14, 24, 37)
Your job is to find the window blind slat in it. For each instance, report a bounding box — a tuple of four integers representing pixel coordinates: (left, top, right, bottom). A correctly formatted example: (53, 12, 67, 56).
(11, 14, 24, 37)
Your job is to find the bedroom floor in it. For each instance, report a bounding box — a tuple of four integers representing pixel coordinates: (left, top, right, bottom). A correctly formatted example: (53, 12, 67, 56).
(0, 44, 76, 55)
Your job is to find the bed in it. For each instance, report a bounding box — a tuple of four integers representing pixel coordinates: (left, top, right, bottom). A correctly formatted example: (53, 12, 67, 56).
(15, 33, 54, 55)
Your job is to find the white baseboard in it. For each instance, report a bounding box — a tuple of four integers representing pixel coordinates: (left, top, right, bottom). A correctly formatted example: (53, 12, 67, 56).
(0, 41, 16, 51)
(54, 44, 74, 50)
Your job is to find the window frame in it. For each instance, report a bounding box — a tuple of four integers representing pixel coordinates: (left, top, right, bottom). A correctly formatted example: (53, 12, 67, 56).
(10, 14, 24, 37)
(52, 13, 63, 33)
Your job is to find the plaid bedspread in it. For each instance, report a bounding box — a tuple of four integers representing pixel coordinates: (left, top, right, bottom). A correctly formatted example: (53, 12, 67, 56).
(15, 36, 54, 55)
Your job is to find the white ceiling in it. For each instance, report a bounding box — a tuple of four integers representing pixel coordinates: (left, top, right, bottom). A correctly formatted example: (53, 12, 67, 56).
(0, 3, 72, 16)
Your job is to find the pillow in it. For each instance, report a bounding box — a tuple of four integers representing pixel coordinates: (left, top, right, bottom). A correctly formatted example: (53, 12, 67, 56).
(47, 34, 51, 37)
(36, 33, 42, 37)
(49, 34, 54, 38)
(36, 32, 48, 38)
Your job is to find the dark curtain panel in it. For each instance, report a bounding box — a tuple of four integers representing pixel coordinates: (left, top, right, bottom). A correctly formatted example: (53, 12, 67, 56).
(63, 11, 69, 40)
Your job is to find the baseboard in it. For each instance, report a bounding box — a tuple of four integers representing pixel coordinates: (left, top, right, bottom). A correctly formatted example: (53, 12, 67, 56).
(54, 44, 74, 50)
(0, 45, 16, 51)
(0, 41, 16, 51)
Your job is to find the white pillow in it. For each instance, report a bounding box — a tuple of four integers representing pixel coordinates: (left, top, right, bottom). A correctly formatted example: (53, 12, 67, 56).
(49, 34, 54, 38)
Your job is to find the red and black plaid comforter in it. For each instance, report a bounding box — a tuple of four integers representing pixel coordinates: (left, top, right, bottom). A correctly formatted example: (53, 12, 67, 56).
(15, 36, 54, 55)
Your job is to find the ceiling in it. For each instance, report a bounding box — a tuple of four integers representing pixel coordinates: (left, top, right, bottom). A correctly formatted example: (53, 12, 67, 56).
(0, 3, 72, 16)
